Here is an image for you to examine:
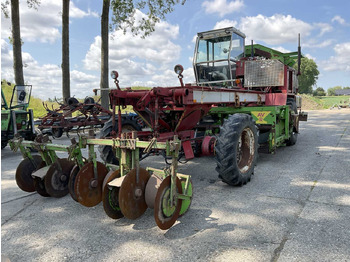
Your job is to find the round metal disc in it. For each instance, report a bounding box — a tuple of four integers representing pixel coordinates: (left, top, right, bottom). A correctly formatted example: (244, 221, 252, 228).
(74, 161, 108, 207)
(33, 177, 50, 197)
(154, 176, 182, 230)
(179, 178, 193, 216)
(102, 170, 124, 219)
(44, 158, 75, 198)
(145, 174, 163, 209)
(68, 165, 80, 202)
(118, 168, 150, 220)
(16, 155, 44, 192)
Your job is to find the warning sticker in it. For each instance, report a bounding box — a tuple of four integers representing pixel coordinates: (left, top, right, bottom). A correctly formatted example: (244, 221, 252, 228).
(251, 111, 271, 124)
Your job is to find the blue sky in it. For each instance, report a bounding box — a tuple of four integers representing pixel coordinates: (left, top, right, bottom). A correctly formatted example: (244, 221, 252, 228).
(1, 0, 349, 100)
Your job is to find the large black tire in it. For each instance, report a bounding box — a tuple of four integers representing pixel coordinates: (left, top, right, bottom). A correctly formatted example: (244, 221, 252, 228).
(67, 97, 79, 109)
(286, 98, 298, 146)
(51, 124, 63, 139)
(83, 97, 95, 110)
(215, 114, 258, 186)
(98, 118, 142, 165)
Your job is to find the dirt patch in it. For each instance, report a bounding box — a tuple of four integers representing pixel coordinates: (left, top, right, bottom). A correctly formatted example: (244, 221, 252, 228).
(300, 95, 324, 110)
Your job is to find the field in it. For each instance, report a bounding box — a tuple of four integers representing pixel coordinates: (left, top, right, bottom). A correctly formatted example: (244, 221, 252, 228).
(300, 94, 350, 110)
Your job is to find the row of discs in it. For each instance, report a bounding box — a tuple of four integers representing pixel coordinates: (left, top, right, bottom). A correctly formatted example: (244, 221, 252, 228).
(15, 156, 74, 198)
(102, 168, 193, 230)
(15, 156, 192, 230)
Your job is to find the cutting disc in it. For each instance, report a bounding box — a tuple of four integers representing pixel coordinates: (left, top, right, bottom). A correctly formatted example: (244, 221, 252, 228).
(145, 174, 163, 209)
(68, 165, 80, 202)
(16, 155, 44, 192)
(179, 178, 193, 216)
(44, 158, 75, 198)
(33, 177, 50, 197)
(102, 170, 124, 219)
(118, 168, 150, 220)
(154, 176, 182, 230)
(74, 161, 108, 207)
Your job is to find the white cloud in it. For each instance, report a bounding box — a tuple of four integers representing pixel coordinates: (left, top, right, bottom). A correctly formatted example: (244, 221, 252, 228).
(271, 46, 291, 53)
(83, 10, 181, 87)
(1, 40, 98, 100)
(214, 19, 238, 29)
(321, 42, 350, 72)
(331, 15, 347, 25)
(202, 0, 244, 17)
(304, 39, 334, 49)
(1, 1, 98, 43)
(149, 67, 195, 87)
(314, 22, 333, 36)
(239, 14, 312, 45)
(305, 53, 316, 61)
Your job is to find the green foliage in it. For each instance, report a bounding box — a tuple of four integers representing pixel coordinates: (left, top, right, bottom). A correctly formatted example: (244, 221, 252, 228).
(110, 0, 186, 37)
(294, 57, 319, 94)
(327, 86, 345, 96)
(1, 0, 40, 19)
(313, 87, 326, 96)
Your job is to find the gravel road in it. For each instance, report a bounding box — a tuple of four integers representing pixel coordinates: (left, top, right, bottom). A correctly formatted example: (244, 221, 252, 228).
(1, 109, 350, 262)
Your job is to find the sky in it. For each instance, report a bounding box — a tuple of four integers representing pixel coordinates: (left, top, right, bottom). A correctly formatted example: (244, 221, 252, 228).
(1, 0, 350, 100)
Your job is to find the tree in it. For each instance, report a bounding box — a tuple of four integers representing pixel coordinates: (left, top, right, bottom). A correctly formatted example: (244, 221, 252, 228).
(1, 0, 39, 86)
(99, 0, 186, 109)
(62, 0, 70, 103)
(294, 57, 319, 94)
(327, 86, 342, 96)
(313, 87, 326, 96)
(110, 0, 186, 37)
(100, 0, 110, 109)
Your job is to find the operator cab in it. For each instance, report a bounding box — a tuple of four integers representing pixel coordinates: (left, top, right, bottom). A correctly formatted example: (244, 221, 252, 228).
(193, 27, 245, 87)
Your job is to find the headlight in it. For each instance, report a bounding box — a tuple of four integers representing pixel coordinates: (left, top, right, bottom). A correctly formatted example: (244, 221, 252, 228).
(174, 64, 184, 75)
(110, 70, 119, 79)
(21, 120, 26, 126)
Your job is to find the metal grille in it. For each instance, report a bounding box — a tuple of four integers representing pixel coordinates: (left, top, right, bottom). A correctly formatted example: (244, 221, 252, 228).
(244, 60, 284, 87)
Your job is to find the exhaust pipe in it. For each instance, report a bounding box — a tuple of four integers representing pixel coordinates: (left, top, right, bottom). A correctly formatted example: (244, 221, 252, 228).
(297, 33, 301, 76)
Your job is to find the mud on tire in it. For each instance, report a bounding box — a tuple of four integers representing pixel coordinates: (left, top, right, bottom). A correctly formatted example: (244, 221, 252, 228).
(215, 113, 258, 186)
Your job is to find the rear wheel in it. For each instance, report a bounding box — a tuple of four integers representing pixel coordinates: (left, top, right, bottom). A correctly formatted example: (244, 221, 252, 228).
(215, 114, 258, 186)
(98, 118, 142, 165)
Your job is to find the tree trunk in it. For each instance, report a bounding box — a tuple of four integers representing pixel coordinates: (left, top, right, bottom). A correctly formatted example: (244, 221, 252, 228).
(62, 0, 70, 103)
(11, 0, 24, 85)
(100, 0, 110, 109)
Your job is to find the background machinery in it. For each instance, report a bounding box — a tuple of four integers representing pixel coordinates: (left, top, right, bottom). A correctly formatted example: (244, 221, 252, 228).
(11, 27, 307, 230)
(1, 84, 36, 149)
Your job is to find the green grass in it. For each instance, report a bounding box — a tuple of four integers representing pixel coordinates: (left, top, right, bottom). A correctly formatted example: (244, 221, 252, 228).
(2, 81, 143, 118)
(2, 81, 59, 118)
(316, 96, 350, 108)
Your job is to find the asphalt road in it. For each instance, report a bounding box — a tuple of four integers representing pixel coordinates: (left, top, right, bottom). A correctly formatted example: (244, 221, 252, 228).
(1, 109, 350, 262)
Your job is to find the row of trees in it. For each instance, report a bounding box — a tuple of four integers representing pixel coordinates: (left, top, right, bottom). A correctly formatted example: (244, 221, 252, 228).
(312, 86, 350, 97)
(2, 0, 186, 109)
